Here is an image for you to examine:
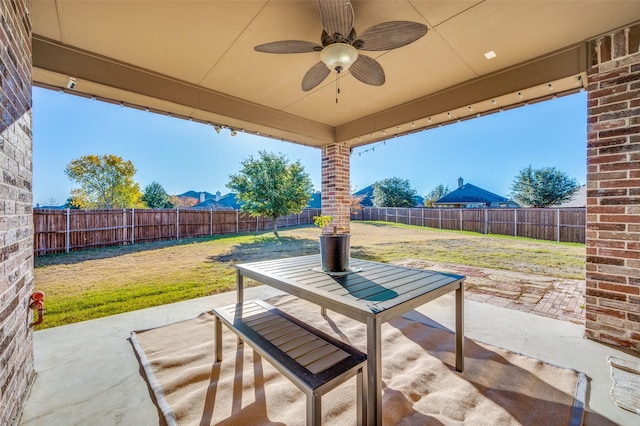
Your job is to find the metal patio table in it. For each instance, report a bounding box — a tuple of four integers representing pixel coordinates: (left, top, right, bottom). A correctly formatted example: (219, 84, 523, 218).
(235, 254, 465, 426)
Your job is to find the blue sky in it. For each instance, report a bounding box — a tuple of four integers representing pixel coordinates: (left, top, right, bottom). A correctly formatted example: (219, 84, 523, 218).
(32, 87, 586, 206)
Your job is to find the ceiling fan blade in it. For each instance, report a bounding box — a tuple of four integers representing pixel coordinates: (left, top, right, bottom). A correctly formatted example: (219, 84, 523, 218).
(317, 0, 354, 38)
(356, 21, 428, 51)
(254, 40, 322, 54)
(350, 55, 385, 86)
(302, 62, 331, 91)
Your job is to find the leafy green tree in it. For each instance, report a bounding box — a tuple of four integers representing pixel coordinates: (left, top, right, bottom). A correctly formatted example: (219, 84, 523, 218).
(424, 184, 450, 207)
(510, 165, 580, 208)
(63, 196, 83, 209)
(142, 181, 175, 208)
(227, 151, 313, 236)
(372, 177, 417, 207)
(65, 154, 144, 209)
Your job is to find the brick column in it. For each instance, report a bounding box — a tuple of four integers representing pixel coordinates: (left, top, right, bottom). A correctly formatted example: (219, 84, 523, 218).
(0, 0, 35, 423)
(321, 144, 350, 234)
(586, 24, 640, 352)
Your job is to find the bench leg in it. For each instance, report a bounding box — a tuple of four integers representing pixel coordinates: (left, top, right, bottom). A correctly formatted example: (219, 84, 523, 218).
(214, 315, 222, 362)
(357, 366, 367, 426)
(307, 392, 322, 426)
(321, 306, 327, 316)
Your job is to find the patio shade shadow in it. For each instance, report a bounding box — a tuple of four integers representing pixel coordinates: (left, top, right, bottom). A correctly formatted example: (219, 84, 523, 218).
(331, 272, 399, 302)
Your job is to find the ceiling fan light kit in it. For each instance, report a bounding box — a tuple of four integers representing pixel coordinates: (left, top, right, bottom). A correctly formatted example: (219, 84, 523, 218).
(254, 0, 428, 94)
(321, 43, 358, 73)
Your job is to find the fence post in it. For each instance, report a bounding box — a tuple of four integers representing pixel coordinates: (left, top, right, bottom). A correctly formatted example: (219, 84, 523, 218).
(484, 209, 488, 234)
(210, 208, 213, 236)
(256, 215, 259, 232)
(65, 208, 70, 253)
(438, 209, 442, 230)
(557, 208, 560, 242)
(395, 208, 398, 223)
(236, 210, 239, 233)
(459, 209, 463, 231)
(514, 209, 517, 237)
(176, 208, 180, 240)
(131, 209, 135, 245)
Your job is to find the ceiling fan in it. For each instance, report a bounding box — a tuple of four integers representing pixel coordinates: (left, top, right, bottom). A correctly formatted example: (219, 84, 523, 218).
(254, 0, 428, 92)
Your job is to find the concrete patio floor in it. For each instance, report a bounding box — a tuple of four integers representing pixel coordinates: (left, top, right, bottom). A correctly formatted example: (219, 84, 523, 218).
(18, 285, 639, 426)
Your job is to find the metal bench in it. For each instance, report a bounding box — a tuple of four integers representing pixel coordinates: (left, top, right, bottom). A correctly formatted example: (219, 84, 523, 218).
(212, 299, 367, 426)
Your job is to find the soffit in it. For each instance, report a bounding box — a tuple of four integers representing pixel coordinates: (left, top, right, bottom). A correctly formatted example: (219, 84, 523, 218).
(31, 1, 640, 148)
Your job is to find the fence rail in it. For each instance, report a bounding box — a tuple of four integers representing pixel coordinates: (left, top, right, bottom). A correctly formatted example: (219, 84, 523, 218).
(33, 206, 585, 256)
(352, 207, 585, 244)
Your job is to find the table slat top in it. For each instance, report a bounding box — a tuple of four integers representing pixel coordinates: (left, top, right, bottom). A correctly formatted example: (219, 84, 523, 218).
(236, 255, 464, 319)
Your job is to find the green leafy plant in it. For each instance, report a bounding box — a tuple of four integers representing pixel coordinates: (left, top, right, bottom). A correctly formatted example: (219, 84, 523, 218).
(313, 215, 337, 235)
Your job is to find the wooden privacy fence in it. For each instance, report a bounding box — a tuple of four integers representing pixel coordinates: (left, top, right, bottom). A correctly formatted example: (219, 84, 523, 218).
(351, 207, 586, 244)
(33, 206, 585, 256)
(33, 208, 321, 255)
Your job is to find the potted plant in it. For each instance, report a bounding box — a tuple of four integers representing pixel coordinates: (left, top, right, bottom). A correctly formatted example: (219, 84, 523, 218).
(313, 215, 351, 273)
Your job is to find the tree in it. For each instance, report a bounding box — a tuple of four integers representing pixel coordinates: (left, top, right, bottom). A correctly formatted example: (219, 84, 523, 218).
(350, 194, 365, 215)
(169, 195, 199, 208)
(227, 151, 314, 236)
(63, 196, 83, 209)
(372, 177, 417, 207)
(65, 154, 144, 209)
(510, 165, 580, 208)
(142, 181, 175, 208)
(424, 184, 450, 208)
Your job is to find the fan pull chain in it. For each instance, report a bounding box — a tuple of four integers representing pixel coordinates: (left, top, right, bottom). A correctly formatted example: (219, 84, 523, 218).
(336, 67, 341, 103)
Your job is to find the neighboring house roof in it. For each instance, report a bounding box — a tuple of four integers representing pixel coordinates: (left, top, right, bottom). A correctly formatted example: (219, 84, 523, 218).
(353, 185, 374, 207)
(552, 185, 586, 208)
(435, 181, 518, 208)
(179, 190, 215, 200)
(190, 191, 321, 210)
(353, 184, 423, 207)
(192, 192, 239, 209)
(216, 193, 239, 208)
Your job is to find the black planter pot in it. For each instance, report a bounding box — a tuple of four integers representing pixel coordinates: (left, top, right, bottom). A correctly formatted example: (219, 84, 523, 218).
(319, 234, 351, 272)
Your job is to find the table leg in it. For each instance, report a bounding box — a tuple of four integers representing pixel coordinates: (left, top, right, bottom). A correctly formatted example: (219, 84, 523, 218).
(214, 315, 222, 362)
(237, 270, 244, 304)
(236, 271, 245, 346)
(366, 316, 382, 426)
(455, 282, 464, 372)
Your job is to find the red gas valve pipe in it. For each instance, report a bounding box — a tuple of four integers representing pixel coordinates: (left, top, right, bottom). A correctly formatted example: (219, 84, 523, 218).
(29, 291, 45, 326)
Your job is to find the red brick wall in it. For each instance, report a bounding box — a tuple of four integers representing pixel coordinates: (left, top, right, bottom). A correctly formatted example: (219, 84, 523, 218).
(0, 0, 35, 423)
(586, 24, 640, 352)
(321, 144, 351, 234)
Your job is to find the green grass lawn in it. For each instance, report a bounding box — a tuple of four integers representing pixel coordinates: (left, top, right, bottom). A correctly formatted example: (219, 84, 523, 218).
(34, 222, 585, 329)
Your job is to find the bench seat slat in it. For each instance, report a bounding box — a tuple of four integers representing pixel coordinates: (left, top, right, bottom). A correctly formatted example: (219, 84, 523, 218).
(306, 350, 354, 374)
(261, 323, 304, 340)
(277, 333, 320, 352)
(245, 315, 290, 332)
(297, 346, 349, 374)
(269, 328, 310, 346)
(287, 338, 332, 359)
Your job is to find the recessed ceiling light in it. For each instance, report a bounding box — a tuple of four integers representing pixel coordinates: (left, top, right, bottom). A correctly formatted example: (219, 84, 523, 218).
(484, 50, 496, 59)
